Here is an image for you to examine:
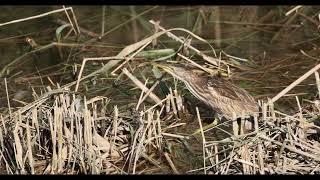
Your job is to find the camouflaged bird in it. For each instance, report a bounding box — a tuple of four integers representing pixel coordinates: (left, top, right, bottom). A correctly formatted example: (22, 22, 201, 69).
(156, 64, 259, 120)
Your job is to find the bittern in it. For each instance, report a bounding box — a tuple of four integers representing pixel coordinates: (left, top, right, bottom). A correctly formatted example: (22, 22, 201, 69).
(155, 63, 259, 134)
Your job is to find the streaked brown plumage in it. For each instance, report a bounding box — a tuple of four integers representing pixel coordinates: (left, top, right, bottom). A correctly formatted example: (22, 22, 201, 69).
(156, 64, 259, 120)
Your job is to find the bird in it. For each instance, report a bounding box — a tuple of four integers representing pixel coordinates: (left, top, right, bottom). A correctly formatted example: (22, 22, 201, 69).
(154, 63, 259, 135)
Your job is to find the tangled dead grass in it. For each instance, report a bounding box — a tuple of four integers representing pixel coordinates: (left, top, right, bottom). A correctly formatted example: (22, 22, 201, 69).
(0, 6, 320, 175)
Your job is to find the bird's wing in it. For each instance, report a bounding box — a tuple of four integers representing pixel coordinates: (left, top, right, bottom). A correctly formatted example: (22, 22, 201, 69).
(207, 76, 256, 103)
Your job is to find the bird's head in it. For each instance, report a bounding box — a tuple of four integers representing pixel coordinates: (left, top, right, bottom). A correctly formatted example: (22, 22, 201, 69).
(152, 63, 228, 82)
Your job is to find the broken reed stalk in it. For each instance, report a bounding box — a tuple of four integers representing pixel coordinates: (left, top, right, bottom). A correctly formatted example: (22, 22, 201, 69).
(143, 96, 168, 115)
(271, 63, 320, 104)
(169, 88, 178, 118)
(156, 110, 162, 151)
(195, 107, 207, 174)
(101, 6, 106, 36)
(164, 152, 179, 174)
(13, 123, 25, 173)
(62, 5, 80, 35)
(26, 119, 34, 174)
(0, 7, 77, 27)
(132, 111, 154, 174)
(74, 56, 125, 92)
(295, 96, 303, 120)
(111, 105, 118, 157)
(285, 6, 303, 16)
(4, 78, 11, 118)
(122, 68, 162, 105)
(111, 41, 150, 75)
(136, 79, 161, 111)
(161, 133, 187, 139)
(136, 79, 149, 110)
(315, 71, 320, 96)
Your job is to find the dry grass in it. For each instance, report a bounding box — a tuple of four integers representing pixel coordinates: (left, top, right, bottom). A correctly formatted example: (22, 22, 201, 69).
(1, 6, 320, 175)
